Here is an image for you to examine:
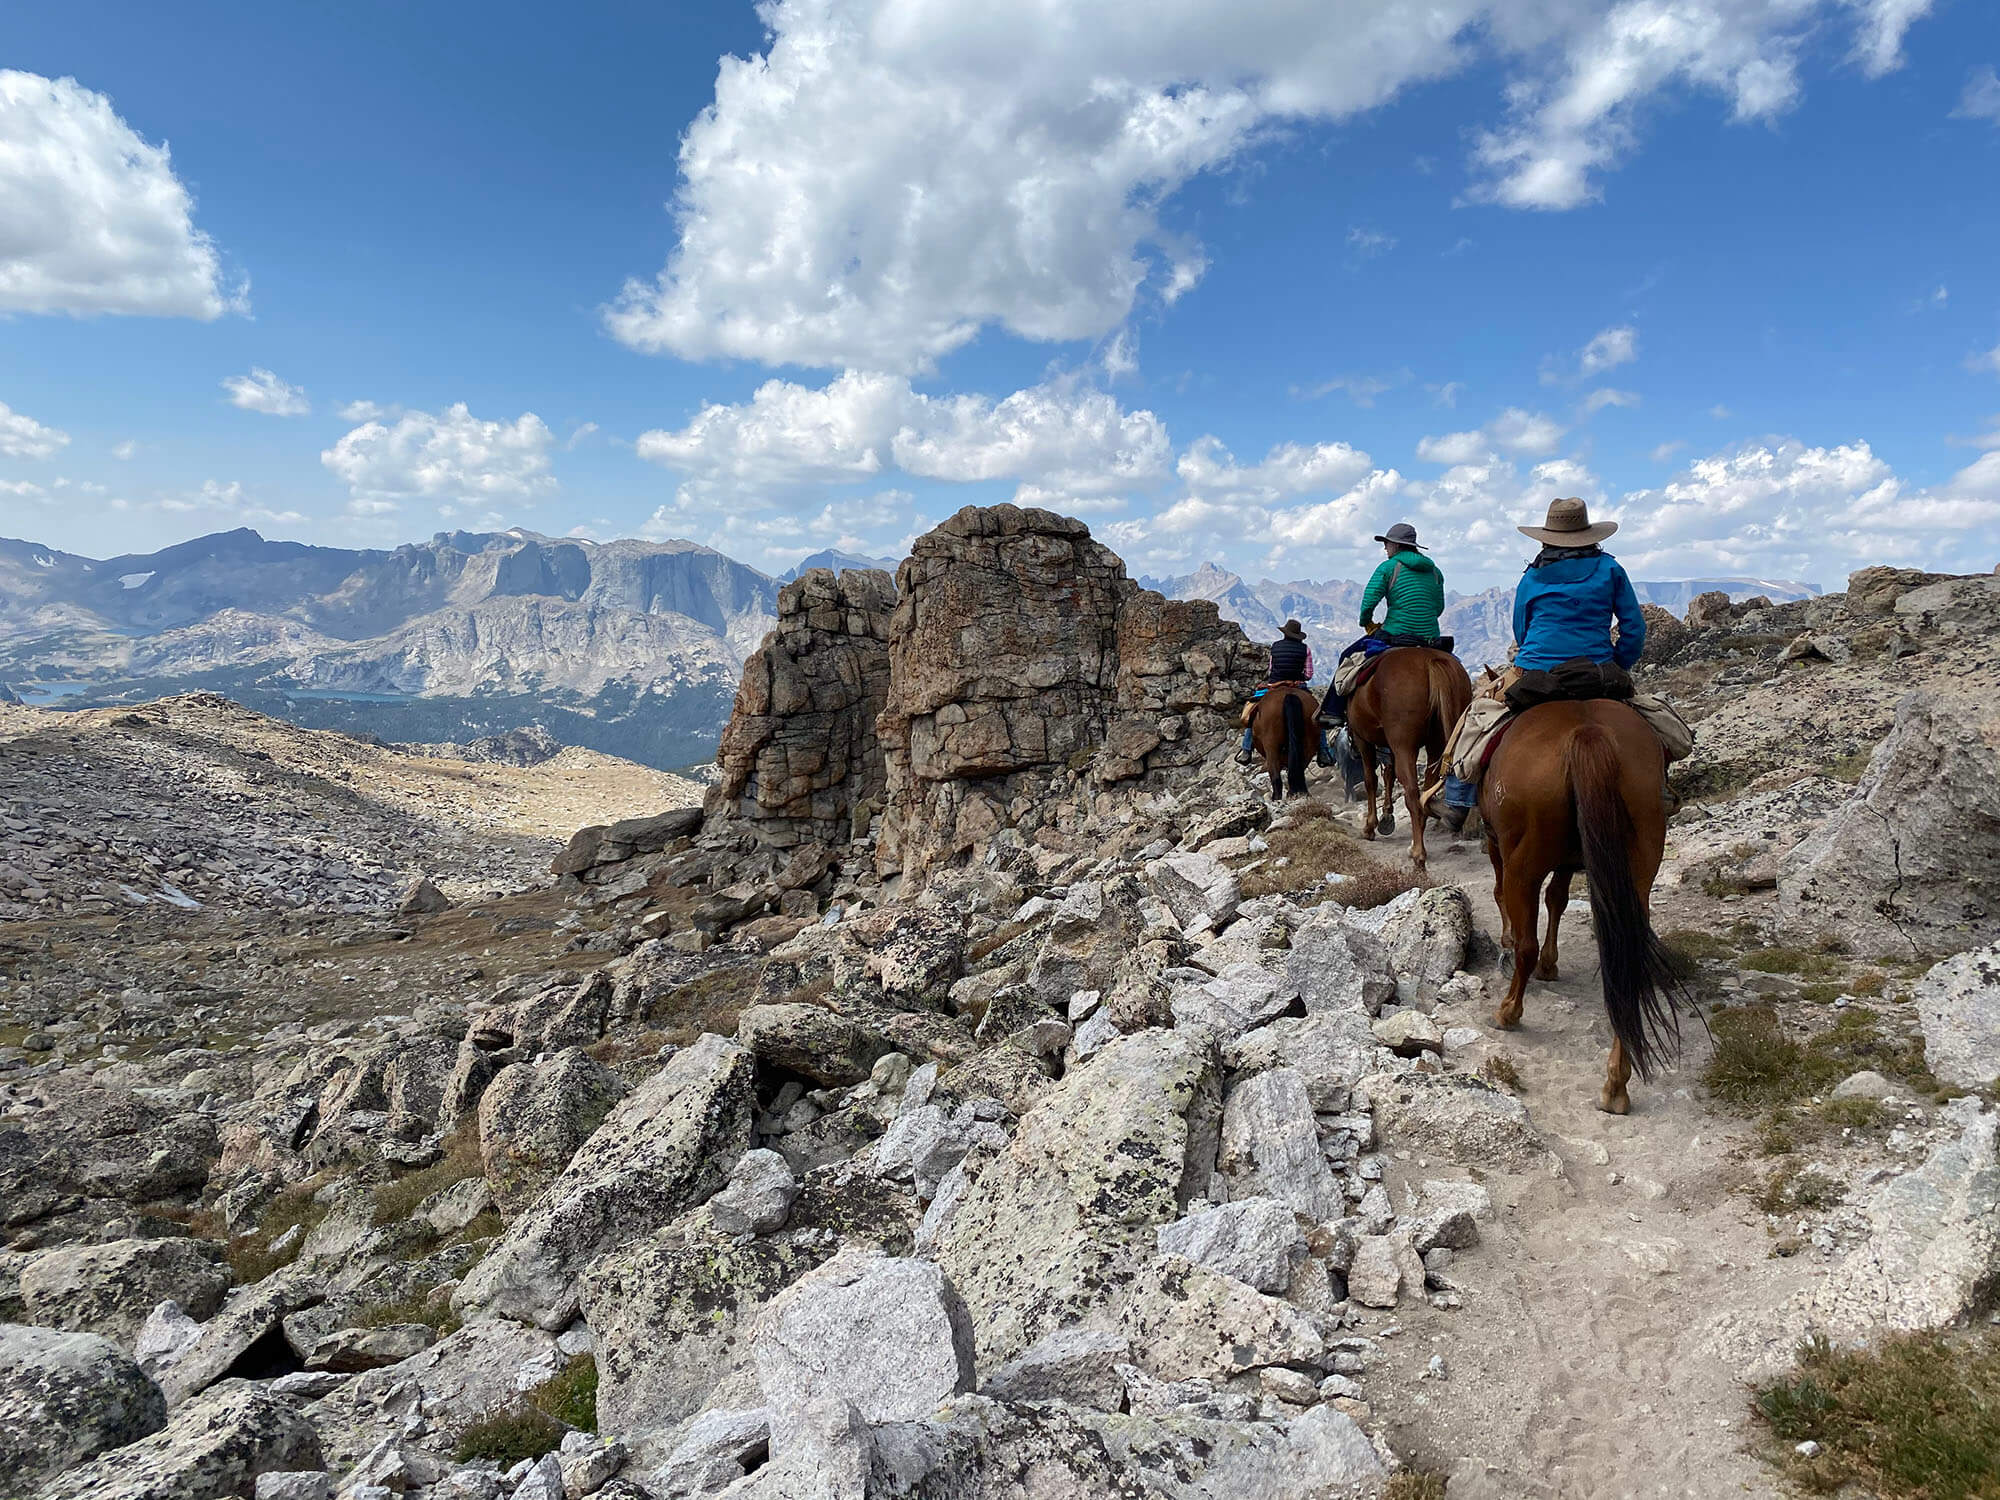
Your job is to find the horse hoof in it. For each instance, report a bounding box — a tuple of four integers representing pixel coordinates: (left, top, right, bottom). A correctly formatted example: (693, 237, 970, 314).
(1598, 1090, 1630, 1116)
(1361, 827, 1376, 842)
(1491, 1010, 1520, 1031)
(1534, 963, 1559, 982)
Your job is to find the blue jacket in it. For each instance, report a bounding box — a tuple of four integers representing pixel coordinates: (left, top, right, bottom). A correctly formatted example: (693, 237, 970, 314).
(1512, 552, 1645, 671)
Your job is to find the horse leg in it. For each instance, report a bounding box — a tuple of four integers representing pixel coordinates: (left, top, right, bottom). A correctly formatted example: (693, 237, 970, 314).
(1487, 836, 1509, 948)
(1395, 741, 1426, 872)
(1601, 1038, 1632, 1115)
(1536, 868, 1573, 981)
(1360, 744, 1379, 841)
(1376, 748, 1396, 835)
(1494, 862, 1542, 1030)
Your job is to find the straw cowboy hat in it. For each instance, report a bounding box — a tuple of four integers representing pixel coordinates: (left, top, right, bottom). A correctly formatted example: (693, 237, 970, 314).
(1372, 521, 1427, 551)
(1518, 497, 1618, 546)
(1281, 618, 1306, 640)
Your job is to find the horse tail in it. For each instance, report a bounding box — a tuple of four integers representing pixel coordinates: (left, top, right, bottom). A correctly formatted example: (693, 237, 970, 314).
(1566, 725, 1689, 1080)
(1425, 653, 1472, 742)
(1283, 691, 1310, 795)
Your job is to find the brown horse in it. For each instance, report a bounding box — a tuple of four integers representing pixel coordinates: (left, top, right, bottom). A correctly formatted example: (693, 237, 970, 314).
(1480, 699, 1695, 1113)
(1250, 684, 1317, 799)
(1347, 647, 1472, 872)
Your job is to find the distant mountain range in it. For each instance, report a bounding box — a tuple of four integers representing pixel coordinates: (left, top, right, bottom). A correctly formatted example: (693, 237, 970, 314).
(780, 548, 898, 582)
(0, 528, 780, 769)
(0, 522, 1820, 767)
(1140, 564, 1822, 672)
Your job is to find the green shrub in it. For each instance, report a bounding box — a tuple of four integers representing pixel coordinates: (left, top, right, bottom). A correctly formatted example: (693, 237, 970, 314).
(529, 1353, 598, 1432)
(453, 1406, 566, 1465)
(1756, 1330, 2000, 1499)
(371, 1128, 484, 1228)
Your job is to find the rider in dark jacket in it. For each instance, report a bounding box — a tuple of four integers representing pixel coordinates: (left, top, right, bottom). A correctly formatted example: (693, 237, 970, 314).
(1235, 620, 1335, 766)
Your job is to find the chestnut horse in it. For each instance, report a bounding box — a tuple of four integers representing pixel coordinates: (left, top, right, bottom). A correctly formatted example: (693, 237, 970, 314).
(1481, 699, 1695, 1113)
(1250, 684, 1317, 800)
(1347, 647, 1472, 872)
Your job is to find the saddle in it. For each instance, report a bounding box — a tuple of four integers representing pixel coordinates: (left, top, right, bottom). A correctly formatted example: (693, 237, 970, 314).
(1239, 680, 1308, 726)
(1504, 657, 1633, 712)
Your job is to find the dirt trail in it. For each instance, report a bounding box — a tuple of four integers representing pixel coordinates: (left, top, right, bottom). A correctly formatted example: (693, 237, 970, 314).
(1354, 825, 1809, 1499)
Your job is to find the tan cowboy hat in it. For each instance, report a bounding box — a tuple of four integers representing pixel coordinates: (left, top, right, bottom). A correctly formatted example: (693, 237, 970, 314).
(1518, 496, 1617, 546)
(1281, 618, 1306, 639)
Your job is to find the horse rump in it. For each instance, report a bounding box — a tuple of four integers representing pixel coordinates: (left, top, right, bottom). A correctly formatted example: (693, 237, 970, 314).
(1282, 690, 1310, 796)
(1566, 725, 1693, 1079)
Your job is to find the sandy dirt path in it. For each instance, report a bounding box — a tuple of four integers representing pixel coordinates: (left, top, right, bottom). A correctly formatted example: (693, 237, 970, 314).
(1345, 822, 1810, 1499)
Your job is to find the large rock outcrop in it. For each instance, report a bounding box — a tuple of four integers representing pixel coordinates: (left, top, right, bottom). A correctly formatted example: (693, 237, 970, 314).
(1776, 691, 2000, 957)
(712, 567, 896, 848)
(874, 506, 1260, 876)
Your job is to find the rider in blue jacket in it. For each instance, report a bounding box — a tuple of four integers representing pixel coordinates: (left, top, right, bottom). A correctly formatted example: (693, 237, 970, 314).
(1512, 504, 1645, 671)
(1439, 497, 1646, 830)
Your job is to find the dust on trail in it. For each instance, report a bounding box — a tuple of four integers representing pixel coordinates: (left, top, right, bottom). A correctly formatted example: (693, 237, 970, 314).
(1351, 825, 1808, 1499)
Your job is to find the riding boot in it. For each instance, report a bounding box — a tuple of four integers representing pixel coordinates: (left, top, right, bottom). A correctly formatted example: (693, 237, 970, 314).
(1333, 727, 1366, 801)
(1234, 724, 1255, 766)
(1662, 773, 1682, 818)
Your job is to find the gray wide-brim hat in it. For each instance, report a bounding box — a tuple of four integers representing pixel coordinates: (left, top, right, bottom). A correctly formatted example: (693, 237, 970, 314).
(1518, 496, 1617, 546)
(1372, 521, 1427, 551)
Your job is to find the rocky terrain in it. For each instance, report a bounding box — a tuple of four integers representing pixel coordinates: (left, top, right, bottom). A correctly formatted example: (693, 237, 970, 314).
(0, 529, 779, 770)
(1, 505, 1995, 1500)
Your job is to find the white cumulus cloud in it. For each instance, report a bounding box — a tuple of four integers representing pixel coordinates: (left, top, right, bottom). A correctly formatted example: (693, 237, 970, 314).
(635, 371, 1170, 505)
(1955, 64, 2000, 123)
(0, 70, 240, 318)
(321, 404, 557, 515)
(1418, 407, 1567, 463)
(607, 1, 1919, 372)
(222, 368, 310, 416)
(0, 400, 69, 459)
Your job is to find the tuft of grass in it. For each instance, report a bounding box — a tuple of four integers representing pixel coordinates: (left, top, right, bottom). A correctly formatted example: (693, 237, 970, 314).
(1756, 1165, 1844, 1214)
(1824, 749, 1874, 783)
(1702, 869, 1754, 899)
(1663, 928, 1736, 963)
(1705, 1005, 1929, 1116)
(1821, 1096, 1888, 1131)
(1384, 1475, 1449, 1500)
(371, 1127, 484, 1228)
(1741, 947, 1842, 978)
(645, 962, 761, 1044)
(529, 1353, 598, 1432)
(1236, 804, 1421, 910)
(1851, 971, 1887, 998)
(354, 1291, 463, 1336)
(1755, 1330, 2000, 1500)
(220, 1178, 338, 1284)
(454, 1406, 567, 1466)
(1481, 1053, 1523, 1092)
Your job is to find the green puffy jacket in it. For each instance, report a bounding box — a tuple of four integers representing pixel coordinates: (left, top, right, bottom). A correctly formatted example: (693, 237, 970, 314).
(1359, 549, 1445, 637)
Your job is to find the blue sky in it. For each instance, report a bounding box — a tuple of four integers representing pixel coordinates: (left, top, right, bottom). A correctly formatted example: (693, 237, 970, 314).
(2, 0, 1997, 591)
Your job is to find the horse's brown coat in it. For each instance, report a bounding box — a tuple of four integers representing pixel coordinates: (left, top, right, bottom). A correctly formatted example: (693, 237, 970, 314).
(1347, 647, 1473, 872)
(1480, 699, 1693, 1113)
(1250, 684, 1318, 800)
